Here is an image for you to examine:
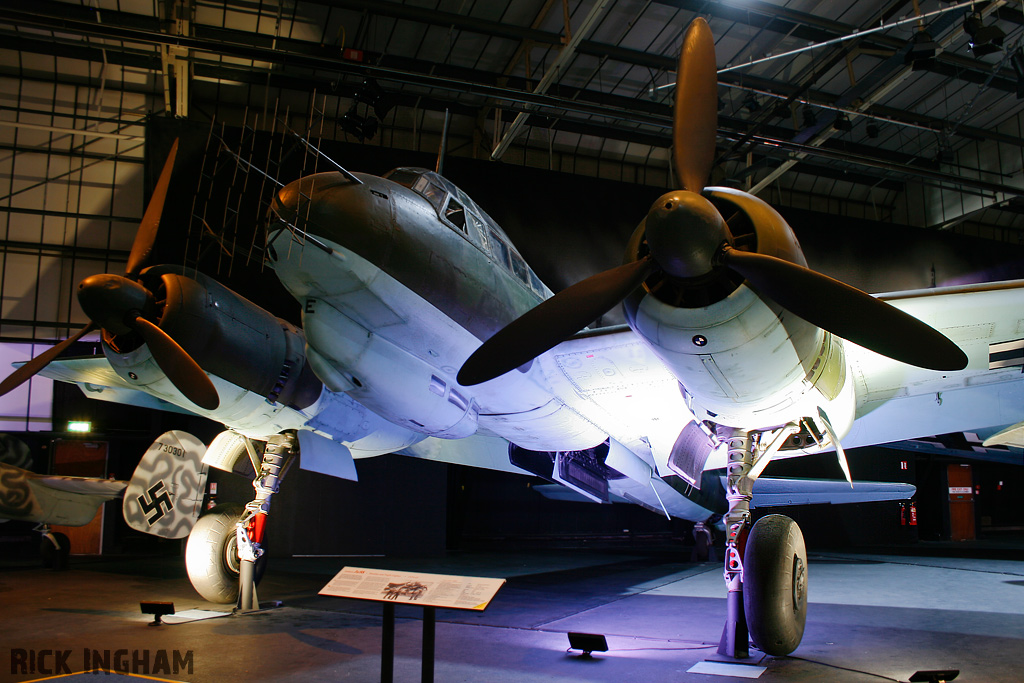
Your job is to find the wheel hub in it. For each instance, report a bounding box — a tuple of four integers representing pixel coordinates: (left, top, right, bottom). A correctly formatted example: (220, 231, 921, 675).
(792, 554, 807, 610)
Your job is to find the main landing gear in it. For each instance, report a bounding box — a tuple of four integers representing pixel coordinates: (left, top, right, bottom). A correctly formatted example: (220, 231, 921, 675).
(185, 432, 295, 609)
(716, 428, 808, 659)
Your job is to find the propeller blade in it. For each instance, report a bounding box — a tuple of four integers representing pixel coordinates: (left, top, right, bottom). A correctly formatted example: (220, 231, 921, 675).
(719, 246, 968, 371)
(126, 139, 179, 280)
(817, 408, 853, 488)
(673, 17, 718, 193)
(132, 316, 220, 410)
(458, 257, 657, 386)
(0, 322, 98, 397)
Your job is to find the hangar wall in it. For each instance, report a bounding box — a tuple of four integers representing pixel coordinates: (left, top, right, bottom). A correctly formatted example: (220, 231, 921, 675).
(0, 68, 151, 431)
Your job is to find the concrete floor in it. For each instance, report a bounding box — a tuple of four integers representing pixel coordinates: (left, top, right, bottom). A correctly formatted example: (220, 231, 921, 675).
(1, 540, 1023, 683)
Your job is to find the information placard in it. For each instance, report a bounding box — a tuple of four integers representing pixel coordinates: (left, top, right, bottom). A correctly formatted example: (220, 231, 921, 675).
(320, 566, 505, 611)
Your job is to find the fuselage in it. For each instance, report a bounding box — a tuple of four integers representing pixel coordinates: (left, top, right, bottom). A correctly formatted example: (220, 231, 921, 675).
(267, 169, 609, 452)
(265, 171, 860, 457)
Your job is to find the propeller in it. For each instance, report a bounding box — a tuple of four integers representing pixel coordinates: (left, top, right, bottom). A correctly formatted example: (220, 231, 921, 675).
(458, 17, 967, 386)
(0, 139, 220, 410)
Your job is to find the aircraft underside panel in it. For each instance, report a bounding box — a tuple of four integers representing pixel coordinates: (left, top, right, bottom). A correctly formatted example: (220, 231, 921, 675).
(846, 281, 1024, 448)
(843, 376, 1024, 450)
(478, 399, 608, 452)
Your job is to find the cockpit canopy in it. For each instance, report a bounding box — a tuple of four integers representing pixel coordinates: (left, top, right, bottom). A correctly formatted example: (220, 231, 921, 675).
(384, 168, 549, 297)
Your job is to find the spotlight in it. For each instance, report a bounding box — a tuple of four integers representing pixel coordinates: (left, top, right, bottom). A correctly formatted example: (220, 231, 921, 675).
(909, 670, 959, 683)
(567, 632, 608, 658)
(905, 30, 940, 64)
(866, 123, 880, 138)
(770, 103, 790, 120)
(834, 113, 852, 132)
(140, 601, 175, 626)
(963, 11, 1005, 57)
(743, 93, 761, 113)
(355, 78, 396, 119)
(340, 107, 379, 141)
(801, 106, 817, 129)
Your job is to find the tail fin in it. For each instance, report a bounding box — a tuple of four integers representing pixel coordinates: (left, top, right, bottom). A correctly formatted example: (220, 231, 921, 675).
(123, 431, 208, 539)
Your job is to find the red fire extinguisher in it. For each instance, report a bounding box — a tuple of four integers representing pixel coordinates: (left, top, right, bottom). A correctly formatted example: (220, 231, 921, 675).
(909, 501, 918, 526)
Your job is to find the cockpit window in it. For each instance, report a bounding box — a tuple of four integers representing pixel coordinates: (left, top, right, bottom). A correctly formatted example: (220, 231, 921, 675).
(383, 169, 420, 188)
(529, 269, 544, 293)
(468, 212, 486, 247)
(383, 167, 549, 297)
(444, 198, 467, 232)
(415, 178, 447, 211)
(489, 230, 512, 269)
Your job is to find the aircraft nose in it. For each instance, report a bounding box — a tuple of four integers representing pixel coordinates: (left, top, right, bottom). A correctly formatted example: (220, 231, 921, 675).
(268, 172, 387, 253)
(271, 173, 356, 231)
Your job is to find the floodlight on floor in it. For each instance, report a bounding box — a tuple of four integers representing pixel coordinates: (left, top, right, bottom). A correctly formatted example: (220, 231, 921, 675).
(909, 670, 959, 683)
(140, 601, 175, 626)
(567, 632, 608, 658)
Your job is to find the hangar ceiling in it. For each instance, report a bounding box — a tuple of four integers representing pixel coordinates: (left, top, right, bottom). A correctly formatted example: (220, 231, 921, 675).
(4, 1, 1024, 233)
(2, 0, 1024, 365)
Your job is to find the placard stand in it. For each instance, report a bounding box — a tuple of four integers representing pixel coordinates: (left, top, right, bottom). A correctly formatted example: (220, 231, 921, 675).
(321, 566, 505, 683)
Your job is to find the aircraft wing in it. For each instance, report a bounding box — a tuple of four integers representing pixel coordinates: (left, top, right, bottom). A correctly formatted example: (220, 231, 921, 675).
(843, 280, 1024, 450)
(534, 477, 913, 509)
(749, 477, 914, 507)
(397, 433, 529, 475)
(34, 356, 195, 415)
(30, 474, 127, 497)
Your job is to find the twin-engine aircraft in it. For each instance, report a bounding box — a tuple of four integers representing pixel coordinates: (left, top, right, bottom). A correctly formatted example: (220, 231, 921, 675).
(3, 18, 1024, 659)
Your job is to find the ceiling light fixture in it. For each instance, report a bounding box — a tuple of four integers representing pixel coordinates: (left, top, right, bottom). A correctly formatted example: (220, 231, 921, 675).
(963, 11, 1005, 58)
(801, 107, 817, 129)
(905, 30, 941, 64)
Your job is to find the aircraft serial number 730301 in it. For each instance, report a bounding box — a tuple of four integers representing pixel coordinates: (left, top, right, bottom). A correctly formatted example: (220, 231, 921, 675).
(4, 17, 1024, 660)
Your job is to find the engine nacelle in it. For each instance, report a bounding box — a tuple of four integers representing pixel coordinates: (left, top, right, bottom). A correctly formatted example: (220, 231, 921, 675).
(108, 265, 324, 410)
(624, 188, 856, 434)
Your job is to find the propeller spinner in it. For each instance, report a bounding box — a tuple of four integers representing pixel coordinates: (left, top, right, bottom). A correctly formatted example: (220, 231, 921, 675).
(0, 139, 220, 410)
(458, 18, 967, 386)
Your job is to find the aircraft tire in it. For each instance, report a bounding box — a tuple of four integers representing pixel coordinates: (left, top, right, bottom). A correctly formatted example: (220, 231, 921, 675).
(742, 514, 807, 656)
(185, 503, 266, 603)
(40, 531, 70, 570)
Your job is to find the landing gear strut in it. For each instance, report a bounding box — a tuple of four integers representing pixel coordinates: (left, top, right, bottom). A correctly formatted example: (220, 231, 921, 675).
(716, 428, 808, 659)
(184, 432, 295, 607)
(718, 429, 753, 659)
(235, 432, 295, 611)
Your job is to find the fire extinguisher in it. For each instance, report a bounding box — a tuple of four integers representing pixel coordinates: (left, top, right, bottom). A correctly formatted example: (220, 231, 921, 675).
(899, 502, 907, 526)
(909, 501, 918, 526)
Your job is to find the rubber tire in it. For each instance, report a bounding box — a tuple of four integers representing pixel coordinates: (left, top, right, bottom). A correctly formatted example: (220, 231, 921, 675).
(40, 531, 70, 571)
(185, 503, 266, 604)
(743, 514, 808, 656)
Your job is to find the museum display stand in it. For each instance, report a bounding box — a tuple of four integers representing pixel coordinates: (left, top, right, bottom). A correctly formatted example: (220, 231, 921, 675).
(321, 566, 505, 683)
